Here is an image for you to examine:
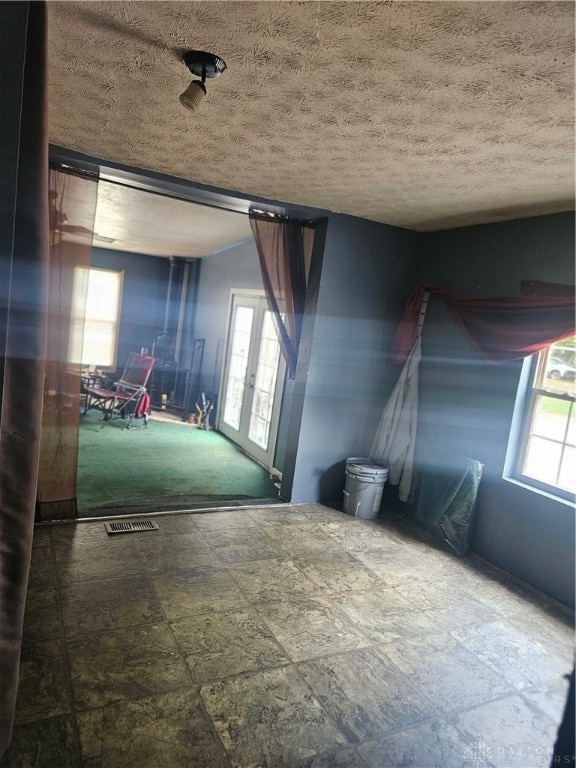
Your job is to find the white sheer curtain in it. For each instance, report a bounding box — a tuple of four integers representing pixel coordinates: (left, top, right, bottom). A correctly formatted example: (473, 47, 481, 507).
(370, 337, 421, 502)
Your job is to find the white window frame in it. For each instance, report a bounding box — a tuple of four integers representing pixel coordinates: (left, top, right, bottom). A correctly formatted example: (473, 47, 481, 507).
(506, 342, 575, 503)
(70, 267, 124, 370)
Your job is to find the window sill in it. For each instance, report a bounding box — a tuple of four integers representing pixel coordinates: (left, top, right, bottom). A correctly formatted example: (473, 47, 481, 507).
(503, 475, 576, 508)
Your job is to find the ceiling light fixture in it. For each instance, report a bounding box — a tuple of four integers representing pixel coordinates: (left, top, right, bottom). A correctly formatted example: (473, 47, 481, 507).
(180, 50, 226, 112)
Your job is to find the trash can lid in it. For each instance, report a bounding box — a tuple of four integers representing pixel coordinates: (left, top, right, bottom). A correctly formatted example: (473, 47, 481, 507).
(346, 462, 389, 477)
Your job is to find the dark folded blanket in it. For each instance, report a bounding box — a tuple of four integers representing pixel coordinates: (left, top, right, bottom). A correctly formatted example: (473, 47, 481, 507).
(410, 448, 483, 556)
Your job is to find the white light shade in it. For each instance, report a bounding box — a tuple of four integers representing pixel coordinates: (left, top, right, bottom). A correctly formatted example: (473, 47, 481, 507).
(179, 80, 206, 112)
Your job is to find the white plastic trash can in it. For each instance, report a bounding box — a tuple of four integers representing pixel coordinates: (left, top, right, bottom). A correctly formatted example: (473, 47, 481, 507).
(343, 459, 389, 519)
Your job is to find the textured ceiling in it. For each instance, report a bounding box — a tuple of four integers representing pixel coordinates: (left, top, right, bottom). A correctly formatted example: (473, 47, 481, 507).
(48, 1, 574, 231)
(92, 181, 252, 258)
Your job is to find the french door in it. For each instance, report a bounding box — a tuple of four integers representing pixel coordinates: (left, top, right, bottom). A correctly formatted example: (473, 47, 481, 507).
(219, 293, 285, 468)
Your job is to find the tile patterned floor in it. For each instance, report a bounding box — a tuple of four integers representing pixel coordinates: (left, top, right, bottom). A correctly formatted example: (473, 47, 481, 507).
(1, 503, 574, 768)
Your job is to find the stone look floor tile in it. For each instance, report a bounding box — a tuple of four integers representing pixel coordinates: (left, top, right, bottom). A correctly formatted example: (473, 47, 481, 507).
(353, 547, 453, 586)
(9, 504, 574, 768)
(512, 593, 575, 627)
(31, 525, 52, 548)
(22, 587, 62, 643)
(318, 521, 401, 552)
(299, 647, 434, 742)
(132, 530, 220, 573)
(369, 516, 416, 545)
(207, 541, 285, 565)
(170, 609, 289, 682)
(293, 746, 368, 768)
(150, 566, 249, 620)
(200, 526, 274, 549)
(521, 676, 572, 723)
(201, 665, 347, 767)
(380, 632, 513, 713)
(249, 506, 311, 526)
(452, 620, 570, 690)
(294, 551, 386, 593)
(358, 718, 496, 768)
(132, 530, 213, 556)
(138, 546, 222, 572)
(228, 558, 319, 603)
(396, 579, 499, 630)
(192, 510, 259, 530)
(507, 609, 575, 665)
(256, 594, 370, 662)
(199, 527, 285, 565)
(0, 715, 79, 768)
(77, 689, 229, 768)
(145, 514, 198, 534)
(27, 545, 57, 590)
(55, 544, 143, 585)
(262, 523, 342, 557)
(337, 587, 441, 643)
(60, 575, 164, 636)
(14, 640, 71, 724)
(395, 579, 492, 612)
(67, 622, 190, 709)
(453, 693, 558, 767)
(300, 505, 354, 522)
(52, 525, 135, 563)
(449, 562, 543, 617)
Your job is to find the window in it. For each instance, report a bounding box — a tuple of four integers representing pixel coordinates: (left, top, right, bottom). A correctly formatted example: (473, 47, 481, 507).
(514, 337, 575, 498)
(69, 267, 123, 369)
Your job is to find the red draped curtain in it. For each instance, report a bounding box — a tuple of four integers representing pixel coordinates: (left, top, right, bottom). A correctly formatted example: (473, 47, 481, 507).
(392, 283, 575, 365)
(372, 280, 575, 503)
(249, 211, 326, 378)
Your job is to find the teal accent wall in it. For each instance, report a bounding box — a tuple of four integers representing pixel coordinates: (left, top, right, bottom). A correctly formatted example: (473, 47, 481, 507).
(415, 212, 575, 607)
(284, 214, 424, 504)
(193, 239, 263, 400)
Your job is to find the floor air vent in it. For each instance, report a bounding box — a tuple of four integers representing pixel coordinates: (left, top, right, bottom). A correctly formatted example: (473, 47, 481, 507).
(104, 520, 159, 535)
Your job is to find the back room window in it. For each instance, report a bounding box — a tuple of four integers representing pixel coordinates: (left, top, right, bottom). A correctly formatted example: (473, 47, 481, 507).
(517, 337, 575, 496)
(71, 267, 124, 369)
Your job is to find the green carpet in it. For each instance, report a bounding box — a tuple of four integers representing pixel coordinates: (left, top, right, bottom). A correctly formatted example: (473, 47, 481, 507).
(77, 411, 278, 516)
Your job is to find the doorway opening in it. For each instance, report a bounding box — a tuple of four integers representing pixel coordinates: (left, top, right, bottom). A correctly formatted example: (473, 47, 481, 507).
(71, 177, 284, 518)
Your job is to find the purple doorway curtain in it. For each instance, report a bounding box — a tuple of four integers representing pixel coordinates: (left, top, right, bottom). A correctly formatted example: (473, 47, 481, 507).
(0, 2, 49, 756)
(249, 211, 326, 378)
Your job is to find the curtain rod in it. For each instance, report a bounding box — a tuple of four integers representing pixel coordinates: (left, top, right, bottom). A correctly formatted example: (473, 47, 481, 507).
(49, 161, 326, 225)
(49, 161, 99, 182)
(249, 209, 327, 227)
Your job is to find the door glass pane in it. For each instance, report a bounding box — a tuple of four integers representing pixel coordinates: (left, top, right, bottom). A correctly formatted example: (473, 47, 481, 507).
(248, 311, 281, 450)
(222, 306, 254, 430)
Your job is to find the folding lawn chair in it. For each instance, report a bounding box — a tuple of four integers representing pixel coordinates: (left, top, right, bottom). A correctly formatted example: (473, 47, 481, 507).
(83, 352, 155, 429)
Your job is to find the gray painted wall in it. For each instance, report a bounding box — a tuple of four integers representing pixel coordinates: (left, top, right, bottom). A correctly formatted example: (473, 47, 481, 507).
(415, 212, 575, 607)
(286, 214, 424, 503)
(193, 238, 264, 403)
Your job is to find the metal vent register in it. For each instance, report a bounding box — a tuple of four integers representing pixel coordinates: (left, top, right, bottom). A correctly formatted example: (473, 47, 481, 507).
(104, 520, 159, 534)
